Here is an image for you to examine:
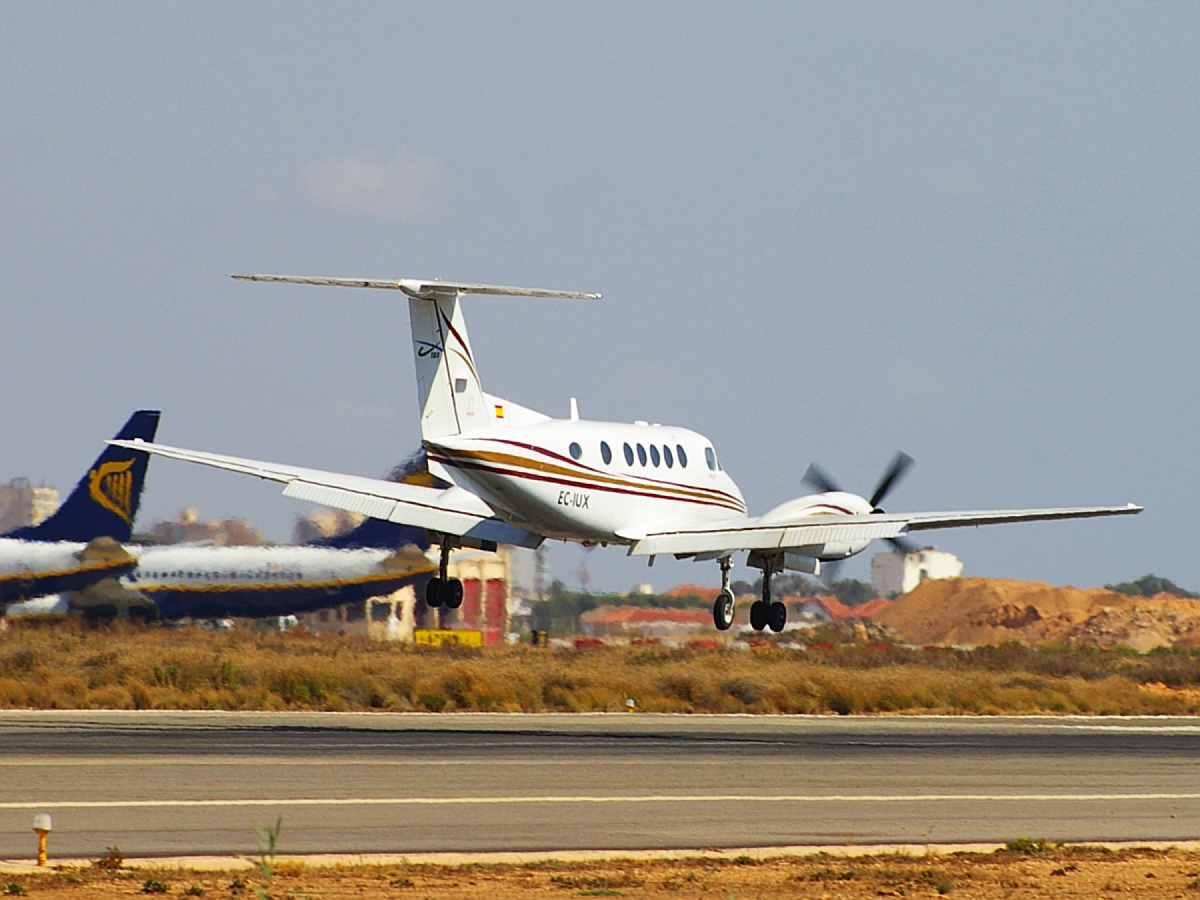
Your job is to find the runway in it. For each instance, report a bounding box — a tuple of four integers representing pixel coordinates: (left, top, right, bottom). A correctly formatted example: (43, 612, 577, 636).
(0, 711, 1196, 857)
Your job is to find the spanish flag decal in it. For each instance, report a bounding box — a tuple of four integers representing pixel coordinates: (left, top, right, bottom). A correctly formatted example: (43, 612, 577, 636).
(494, 404, 505, 419)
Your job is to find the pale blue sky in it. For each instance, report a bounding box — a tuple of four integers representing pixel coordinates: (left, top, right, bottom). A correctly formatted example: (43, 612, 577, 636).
(2, 3, 1196, 592)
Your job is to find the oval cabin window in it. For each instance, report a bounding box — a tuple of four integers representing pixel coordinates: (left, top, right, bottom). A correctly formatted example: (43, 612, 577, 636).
(663, 445, 674, 468)
(623, 442, 634, 465)
(649, 445, 661, 467)
(677, 445, 688, 467)
(600, 441, 612, 465)
(569, 442, 582, 460)
(637, 443, 647, 466)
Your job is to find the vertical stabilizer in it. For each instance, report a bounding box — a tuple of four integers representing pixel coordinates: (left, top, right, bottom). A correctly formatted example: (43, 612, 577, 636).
(7, 410, 160, 544)
(408, 293, 490, 440)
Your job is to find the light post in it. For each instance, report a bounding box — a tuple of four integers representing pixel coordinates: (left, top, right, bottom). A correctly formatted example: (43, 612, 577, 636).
(32, 813, 51, 866)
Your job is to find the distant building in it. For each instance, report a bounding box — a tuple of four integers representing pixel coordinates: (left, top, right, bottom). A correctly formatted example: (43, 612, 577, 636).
(581, 605, 712, 639)
(302, 547, 512, 645)
(0, 478, 60, 534)
(145, 508, 263, 546)
(871, 547, 962, 596)
(292, 508, 366, 544)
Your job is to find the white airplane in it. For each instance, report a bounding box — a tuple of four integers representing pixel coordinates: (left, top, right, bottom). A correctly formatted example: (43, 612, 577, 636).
(114, 275, 1142, 633)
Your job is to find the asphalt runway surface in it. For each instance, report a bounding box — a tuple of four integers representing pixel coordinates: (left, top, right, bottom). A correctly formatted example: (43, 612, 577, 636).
(0, 711, 1197, 857)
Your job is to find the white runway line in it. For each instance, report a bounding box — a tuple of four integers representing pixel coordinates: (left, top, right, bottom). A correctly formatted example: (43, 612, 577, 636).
(2, 792, 1199, 810)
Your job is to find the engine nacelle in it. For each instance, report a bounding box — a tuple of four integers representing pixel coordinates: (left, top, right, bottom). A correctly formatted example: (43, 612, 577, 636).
(757, 491, 873, 526)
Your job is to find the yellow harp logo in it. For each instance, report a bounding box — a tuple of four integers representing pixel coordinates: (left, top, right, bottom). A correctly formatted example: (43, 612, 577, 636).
(88, 458, 137, 524)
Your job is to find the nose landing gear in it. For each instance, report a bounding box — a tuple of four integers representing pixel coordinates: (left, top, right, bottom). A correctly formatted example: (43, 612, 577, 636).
(712, 556, 735, 631)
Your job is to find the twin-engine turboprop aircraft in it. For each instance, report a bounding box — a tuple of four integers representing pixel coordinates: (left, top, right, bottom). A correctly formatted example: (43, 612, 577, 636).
(115, 274, 1142, 633)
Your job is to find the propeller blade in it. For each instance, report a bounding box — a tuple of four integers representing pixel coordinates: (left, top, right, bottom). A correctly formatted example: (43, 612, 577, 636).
(886, 535, 919, 555)
(802, 462, 841, 494)
(869, 452, 914, 510)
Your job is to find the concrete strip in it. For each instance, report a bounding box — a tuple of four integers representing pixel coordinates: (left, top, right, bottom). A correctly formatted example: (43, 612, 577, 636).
(1, 709, 1199, 735)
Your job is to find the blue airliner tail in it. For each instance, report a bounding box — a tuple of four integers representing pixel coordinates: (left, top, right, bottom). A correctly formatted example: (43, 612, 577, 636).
(6, 411, 161, 544)
(308, 517, 428, 550)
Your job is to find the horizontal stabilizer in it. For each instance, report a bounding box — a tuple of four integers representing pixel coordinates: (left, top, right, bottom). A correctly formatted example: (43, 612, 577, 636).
(231, 274, 600, 300)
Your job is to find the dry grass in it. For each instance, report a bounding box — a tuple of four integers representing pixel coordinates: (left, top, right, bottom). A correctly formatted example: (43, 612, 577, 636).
(7, 846, 1200, 898)
(0, 620, 1198, 715)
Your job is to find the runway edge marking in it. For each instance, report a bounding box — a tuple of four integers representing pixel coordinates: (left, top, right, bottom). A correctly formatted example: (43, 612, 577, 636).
(4, 791, 1200, 810)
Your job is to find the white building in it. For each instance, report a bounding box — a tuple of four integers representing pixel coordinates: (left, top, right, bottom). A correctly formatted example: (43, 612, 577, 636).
(871, 547, 962, 597)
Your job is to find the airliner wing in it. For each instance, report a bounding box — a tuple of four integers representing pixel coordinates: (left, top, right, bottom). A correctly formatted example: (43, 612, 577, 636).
(628, 504, 1142, 557)
(108, 440, 544, 550)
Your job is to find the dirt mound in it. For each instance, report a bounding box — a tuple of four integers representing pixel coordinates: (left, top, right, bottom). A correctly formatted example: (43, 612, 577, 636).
(872, 577, 1200, 650)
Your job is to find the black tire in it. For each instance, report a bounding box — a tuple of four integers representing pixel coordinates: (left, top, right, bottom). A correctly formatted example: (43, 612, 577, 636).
(425, 577, 444, 608)
(768, 601, 787, 633)
(444, 578, 464, 609)
(712, 590, 735, 631)
(749, 600, 768, 631)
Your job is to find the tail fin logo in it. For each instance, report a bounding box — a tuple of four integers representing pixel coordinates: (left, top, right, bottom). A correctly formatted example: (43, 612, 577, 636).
(88, 458, 137, 524)
(416, 339, 443, 359)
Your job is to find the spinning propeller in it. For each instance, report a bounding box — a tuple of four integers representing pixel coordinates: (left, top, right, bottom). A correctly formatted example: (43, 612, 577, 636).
(801, 452, 918, 581)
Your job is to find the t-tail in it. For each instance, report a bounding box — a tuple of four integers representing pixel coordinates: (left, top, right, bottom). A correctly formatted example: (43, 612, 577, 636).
(230, 274, 599, 443)
(6, 410, 160, 544)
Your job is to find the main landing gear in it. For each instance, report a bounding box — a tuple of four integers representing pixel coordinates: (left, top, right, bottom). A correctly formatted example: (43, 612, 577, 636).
(710, 555, 787, 633)
(425, 536, 463, 609)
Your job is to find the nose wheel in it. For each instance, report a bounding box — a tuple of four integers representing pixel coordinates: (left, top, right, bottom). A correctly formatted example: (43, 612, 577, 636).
(712, 556, 736, 630)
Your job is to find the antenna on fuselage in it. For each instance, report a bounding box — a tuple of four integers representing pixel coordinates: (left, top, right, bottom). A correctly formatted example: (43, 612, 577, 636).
(569, 398, 580, 421)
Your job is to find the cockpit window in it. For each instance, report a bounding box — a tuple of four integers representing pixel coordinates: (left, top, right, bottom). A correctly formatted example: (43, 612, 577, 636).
(569, 442, 582, 461)
(705, 447, 716, 471)
(600, 441, 612, 465)
(637, 443, 647, 466)
(649, 445, 661, 467)
(676, 445, 688, 467)
(663, 445, 674, 468)
(623, 442, 634, 465)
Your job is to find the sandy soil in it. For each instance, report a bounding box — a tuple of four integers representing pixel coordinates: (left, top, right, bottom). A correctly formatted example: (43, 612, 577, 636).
(5, 847, 1200, 899)
(874, 577, 1200, 650)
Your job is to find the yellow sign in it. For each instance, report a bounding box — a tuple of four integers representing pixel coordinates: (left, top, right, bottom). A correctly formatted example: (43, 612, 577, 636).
(88, 458, 136, 524)
(414, 629, 483, 647)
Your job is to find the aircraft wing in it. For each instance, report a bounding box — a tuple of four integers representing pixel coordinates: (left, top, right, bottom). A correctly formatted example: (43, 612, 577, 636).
(627, 504, 1142, 557)
(107, 440, 544, 550)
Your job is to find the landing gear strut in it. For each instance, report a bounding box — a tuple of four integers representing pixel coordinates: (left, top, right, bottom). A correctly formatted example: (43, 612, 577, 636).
(749, 556, 787, 633)
(425, 535, 463, 609)
(712, 556, 735, 631)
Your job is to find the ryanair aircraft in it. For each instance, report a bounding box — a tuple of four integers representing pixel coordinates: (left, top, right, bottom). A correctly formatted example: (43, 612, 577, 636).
(0, 410, 158, 607)
(116, 274, 1142, 633)
(103, 517, 432, 620)
(4, 413, 432, 620)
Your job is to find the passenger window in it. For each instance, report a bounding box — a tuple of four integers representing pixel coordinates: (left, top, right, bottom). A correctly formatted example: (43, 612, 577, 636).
(600, 441, 612, 465)
(623, 442, 634, 465)
(637, 443, 647, 466)
(650, 445, 660, 467)
(705, 447, 716, 471)
(569, 442, 582, 461)
(663, 445, 674, 468)
(677, 445, 688, 468)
